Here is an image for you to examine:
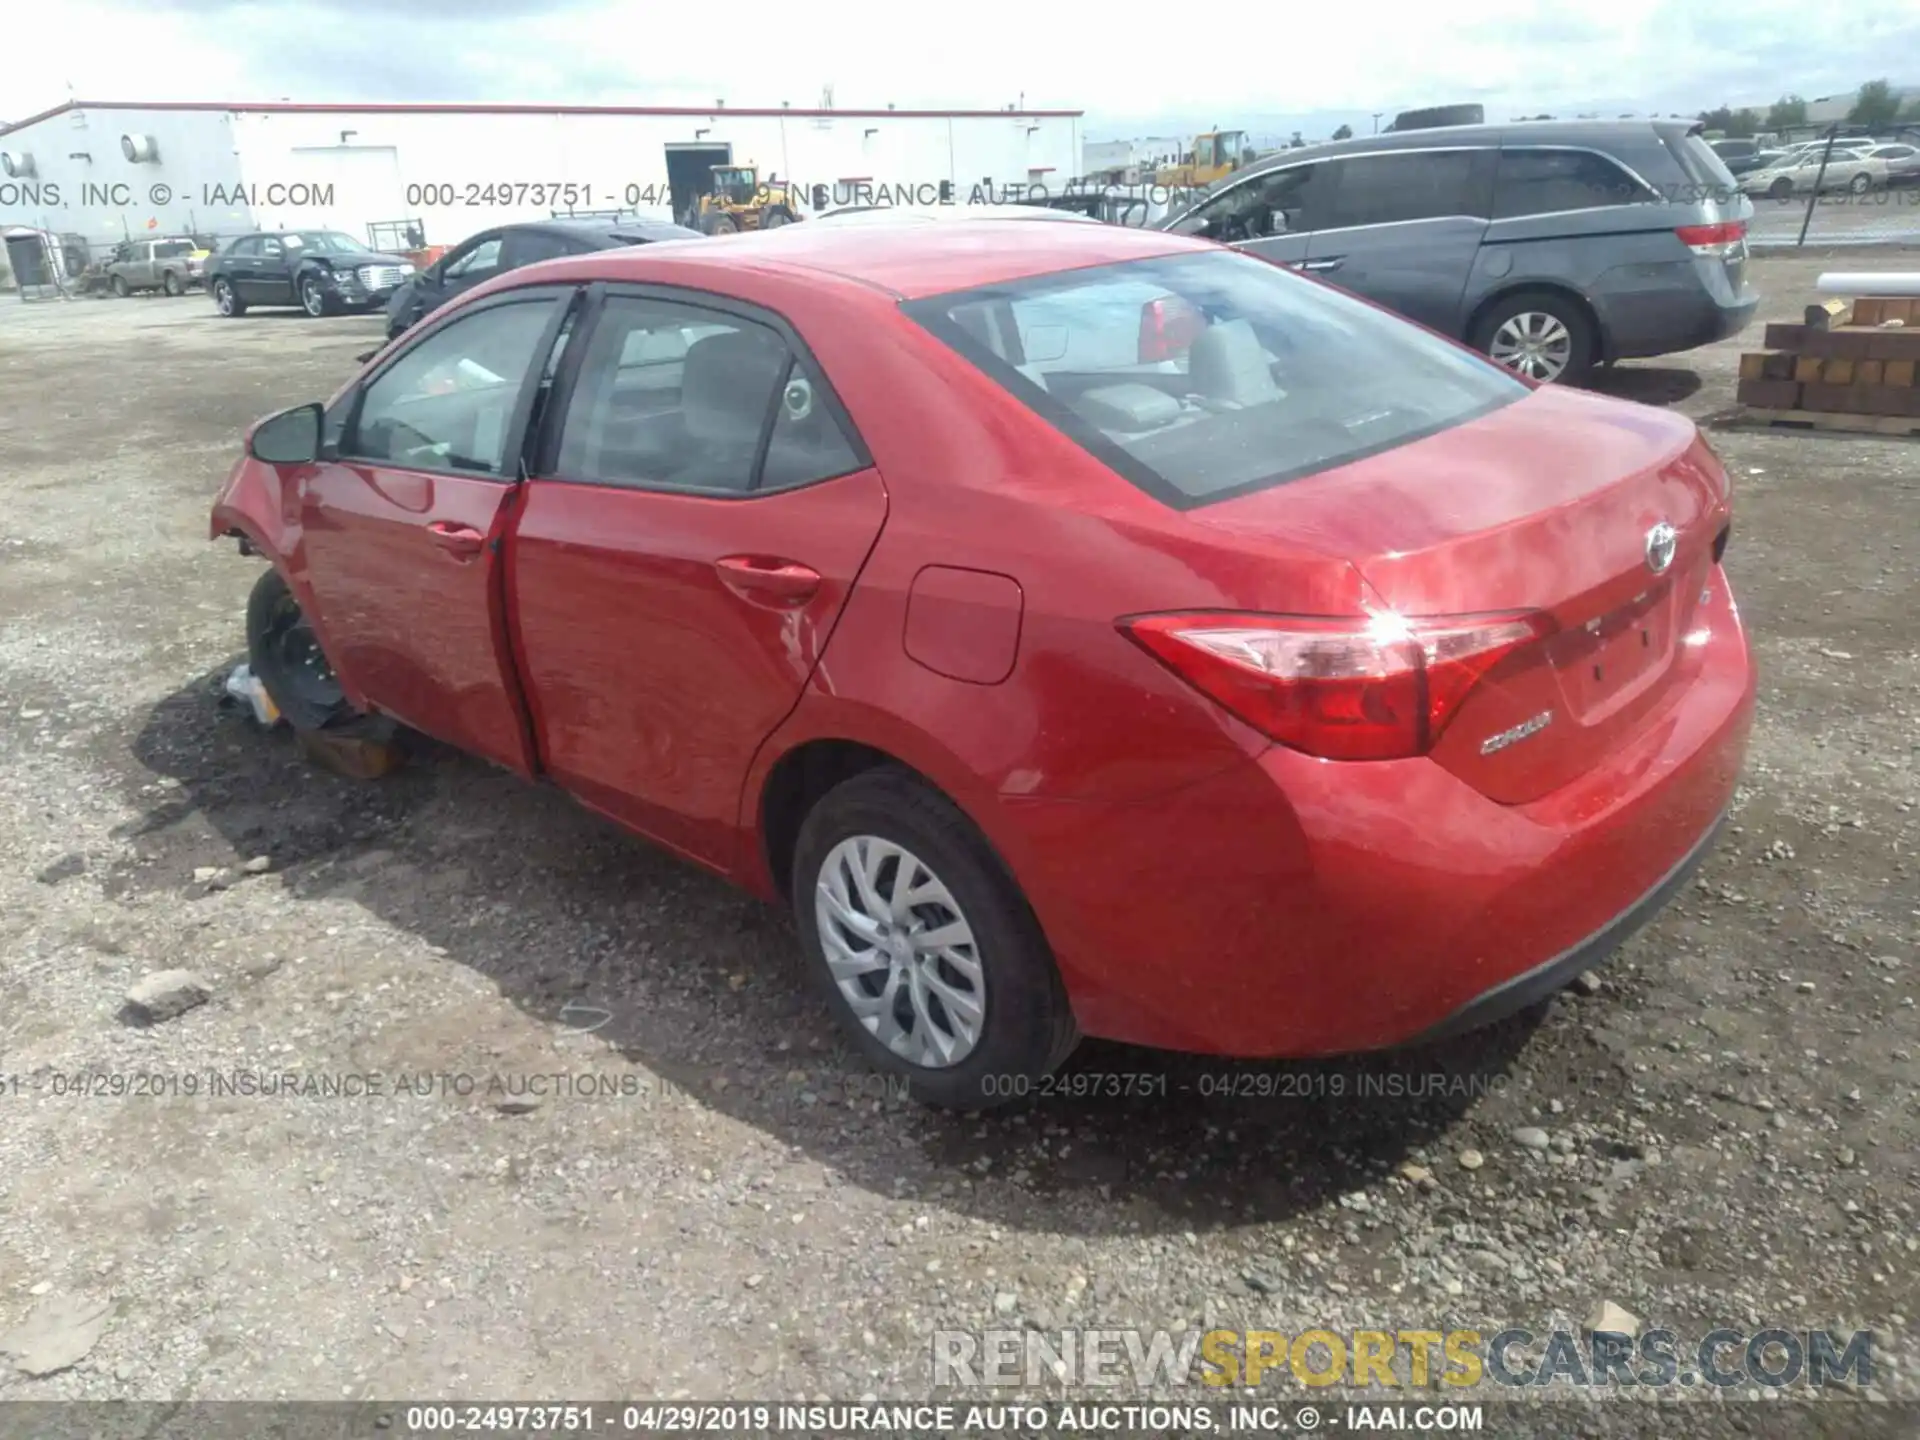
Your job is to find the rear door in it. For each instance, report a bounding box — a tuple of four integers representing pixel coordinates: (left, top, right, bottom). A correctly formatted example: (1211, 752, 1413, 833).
(498, 228, 580, 270)
(253, 236, 296, 303)
(1306, 148, 1494, 333)
(509, 286, 887, 872)
(296, 286, 576, 771)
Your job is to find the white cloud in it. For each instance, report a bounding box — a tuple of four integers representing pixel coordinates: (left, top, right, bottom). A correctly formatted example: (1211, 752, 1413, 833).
(4, 0, 1915, 133)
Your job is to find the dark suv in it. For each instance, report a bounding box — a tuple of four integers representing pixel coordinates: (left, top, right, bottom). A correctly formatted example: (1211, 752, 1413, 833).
(1155, 119, 1757, 383)
(384, 216, 701, 339)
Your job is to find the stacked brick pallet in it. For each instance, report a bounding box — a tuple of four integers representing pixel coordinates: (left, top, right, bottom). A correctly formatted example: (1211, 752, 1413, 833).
(1735, 296, 1920, 435)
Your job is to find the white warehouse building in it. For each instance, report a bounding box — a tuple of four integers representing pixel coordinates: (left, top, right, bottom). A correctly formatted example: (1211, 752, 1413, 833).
(0, 99, 1085, 258)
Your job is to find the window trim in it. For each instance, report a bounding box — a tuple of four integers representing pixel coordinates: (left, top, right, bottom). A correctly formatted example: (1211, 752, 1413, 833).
(336, 284, 579, 484)
(530, 280, 872, 500)
(900, 252, 1524, 513)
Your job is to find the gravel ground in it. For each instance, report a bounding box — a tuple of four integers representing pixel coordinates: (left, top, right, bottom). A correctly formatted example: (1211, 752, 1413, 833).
(0, 252, 1916, 1438)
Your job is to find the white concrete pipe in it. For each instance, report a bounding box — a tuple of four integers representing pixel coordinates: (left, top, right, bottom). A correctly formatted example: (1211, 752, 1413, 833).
(1816, 273, 1920, 295)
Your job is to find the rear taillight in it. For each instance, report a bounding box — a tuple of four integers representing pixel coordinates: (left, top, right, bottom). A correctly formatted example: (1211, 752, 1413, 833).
(1121, 611, 1548, 761)
(1675, 220, 1746, 257)
(1137, 296, 1206, 363)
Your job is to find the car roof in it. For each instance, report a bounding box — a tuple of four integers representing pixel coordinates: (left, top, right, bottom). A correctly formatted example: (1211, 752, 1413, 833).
(812, 203, 1103, 225)
(512, 216, 704, 244)
(519, 218, 1205, 300)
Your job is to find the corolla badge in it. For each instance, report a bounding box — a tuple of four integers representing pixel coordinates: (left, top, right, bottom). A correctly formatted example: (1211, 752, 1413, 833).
(1480, 711, 1553, 756)
(1645, 522, 1678, 576)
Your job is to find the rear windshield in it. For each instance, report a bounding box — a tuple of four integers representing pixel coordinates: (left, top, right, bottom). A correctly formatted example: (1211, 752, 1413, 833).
(155, 240, 193, 258)
(904, 250, 1525, 508)
(1666, 131, 1742, 202)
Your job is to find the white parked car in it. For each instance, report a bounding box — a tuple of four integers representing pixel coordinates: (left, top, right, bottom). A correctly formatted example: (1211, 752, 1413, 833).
(1742, 146, 1888, 198)
(1866, 142, 1920, 185)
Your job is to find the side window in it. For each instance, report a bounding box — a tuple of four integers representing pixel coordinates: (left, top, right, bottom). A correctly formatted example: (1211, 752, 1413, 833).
(444, 237, 504, 280)
(260, 237, 285, 260)
(555, 296, 849, 494)
(760, 362, 862, 489)
(1323, 151, 1485, 228)
(226, 237, 258, 258)
(500, 231, 576, 268)
(1493, 149, 1647, 218)
(1181, 165, 1323, 242)
(348, 297, 560, 475)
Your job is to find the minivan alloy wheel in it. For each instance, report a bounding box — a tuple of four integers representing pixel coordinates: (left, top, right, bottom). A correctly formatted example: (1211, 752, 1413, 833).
(814, 835, 986, 1068)
(1488, 311, 1575, 382)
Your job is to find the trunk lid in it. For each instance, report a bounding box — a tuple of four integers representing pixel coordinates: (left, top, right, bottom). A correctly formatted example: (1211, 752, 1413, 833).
(1192, 385, 1732, 802)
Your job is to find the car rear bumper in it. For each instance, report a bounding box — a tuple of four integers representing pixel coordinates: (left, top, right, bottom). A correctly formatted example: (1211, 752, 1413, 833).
(1598, 273, 1760, 361)
(1407, 801, 1728, 1044)
(1003, 570, 1756, 1057)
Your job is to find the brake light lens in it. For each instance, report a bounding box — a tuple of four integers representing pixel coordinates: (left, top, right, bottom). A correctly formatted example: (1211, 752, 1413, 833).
(1137, 296, 1207, 363)
(1675, 220, 1747, 258)
(1121, 610, 1549, 760)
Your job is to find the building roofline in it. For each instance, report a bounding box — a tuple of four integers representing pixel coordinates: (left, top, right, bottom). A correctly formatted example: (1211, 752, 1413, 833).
(0, 98, 1084, 136)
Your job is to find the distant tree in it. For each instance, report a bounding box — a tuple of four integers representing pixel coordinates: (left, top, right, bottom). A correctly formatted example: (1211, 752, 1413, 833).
(1730, 107, 1760, 137)
(1850, 79, 1901, 129)
(1766, 94, 1808, 130)
(1902, 93, 1920, 122)
(1699, 104, 1735, 132)
(1331, 123, 1353, 140)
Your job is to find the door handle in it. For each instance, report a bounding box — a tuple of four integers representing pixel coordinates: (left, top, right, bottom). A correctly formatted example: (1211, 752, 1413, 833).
(715, 555, 821, 607)
(426, 520, 486, 560)
(1297, 257, 1344, 273)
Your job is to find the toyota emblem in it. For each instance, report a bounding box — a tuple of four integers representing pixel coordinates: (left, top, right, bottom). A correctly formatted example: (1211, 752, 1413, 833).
(1645, 522, 1677, 576)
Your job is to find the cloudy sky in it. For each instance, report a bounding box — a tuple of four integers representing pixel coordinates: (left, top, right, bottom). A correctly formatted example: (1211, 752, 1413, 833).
(3, 0, 1915, 137)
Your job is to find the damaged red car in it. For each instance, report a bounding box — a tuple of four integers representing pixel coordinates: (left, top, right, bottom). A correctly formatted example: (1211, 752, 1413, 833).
(211, 220, 1755, 1107)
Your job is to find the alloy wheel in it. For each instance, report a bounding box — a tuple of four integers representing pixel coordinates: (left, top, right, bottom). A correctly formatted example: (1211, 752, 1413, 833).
(301, 279, 325, 317)
(215, 281, 235, 315)
(1488, 311, 1574, 382)
(814, 835, 986, 1069)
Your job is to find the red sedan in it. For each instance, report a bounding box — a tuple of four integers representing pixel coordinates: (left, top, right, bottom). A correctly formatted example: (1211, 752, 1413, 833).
(211, 220, 1756, 1108)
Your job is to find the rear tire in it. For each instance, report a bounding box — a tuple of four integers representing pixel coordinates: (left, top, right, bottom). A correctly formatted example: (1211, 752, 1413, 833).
(163, 271, 183, 296)
(1769, 177, 1794, 201)
(1471, 289, 1596, 385)
(792, 768, 1079, 1110)
(111, 275, 128, 297)
(702, 212, 740, 235)
(763, 207, 794, 229)
(1849, 171, 1873, 195)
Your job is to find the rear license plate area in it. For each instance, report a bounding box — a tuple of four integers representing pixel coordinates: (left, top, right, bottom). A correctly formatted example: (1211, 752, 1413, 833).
(1558, 581, 1675, 720)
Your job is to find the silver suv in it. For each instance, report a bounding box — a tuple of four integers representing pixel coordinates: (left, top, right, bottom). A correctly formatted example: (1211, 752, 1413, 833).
(1155, 119, 1757, 383)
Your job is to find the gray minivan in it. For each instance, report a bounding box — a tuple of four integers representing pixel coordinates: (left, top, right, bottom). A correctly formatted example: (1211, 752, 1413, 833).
(1154, 120, 1757, 383)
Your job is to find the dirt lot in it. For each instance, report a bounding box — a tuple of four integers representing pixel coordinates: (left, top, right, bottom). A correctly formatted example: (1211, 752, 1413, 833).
(0, 252, 1916, 1437)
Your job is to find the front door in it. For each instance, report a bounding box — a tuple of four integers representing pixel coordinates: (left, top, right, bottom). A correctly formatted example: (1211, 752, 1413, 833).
(296, 286, 575, 771)
(1305, 150, 1493, 334)
(1166, 161, 1327, 269)
(509, 288, 888, 872)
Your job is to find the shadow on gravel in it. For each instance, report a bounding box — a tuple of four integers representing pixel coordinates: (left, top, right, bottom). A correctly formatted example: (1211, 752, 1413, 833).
(1581, 366, 1704, 408)
(119, 665, 1551, 1240)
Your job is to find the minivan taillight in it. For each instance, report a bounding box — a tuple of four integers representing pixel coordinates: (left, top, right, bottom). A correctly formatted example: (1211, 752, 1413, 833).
(1675, 220, 1747, 257)
(1121, 611, 1549, 761)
